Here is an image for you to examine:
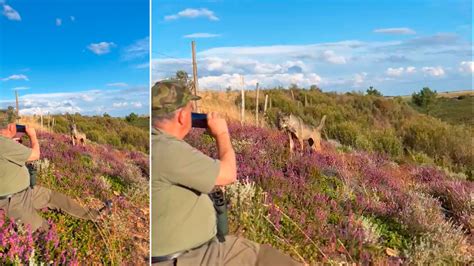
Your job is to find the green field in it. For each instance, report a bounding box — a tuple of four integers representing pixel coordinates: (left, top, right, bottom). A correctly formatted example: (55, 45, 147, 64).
(44, 114, 150, 153)
(411, 95, 474, 127)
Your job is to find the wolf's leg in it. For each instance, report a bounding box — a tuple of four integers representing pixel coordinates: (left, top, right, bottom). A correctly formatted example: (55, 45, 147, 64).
(299, 137, 304, 151)
(313, 134, 321, 151)
(288, 132, 294, 155)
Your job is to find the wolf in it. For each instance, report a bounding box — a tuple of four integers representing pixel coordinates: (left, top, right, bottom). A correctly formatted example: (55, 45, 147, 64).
(278, 113, 326, 154)
(70, 122, 87, 146)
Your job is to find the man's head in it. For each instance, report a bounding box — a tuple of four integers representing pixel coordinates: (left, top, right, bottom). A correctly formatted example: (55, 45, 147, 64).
(0, 107, 18, 138)
(152, 80, 201, 139)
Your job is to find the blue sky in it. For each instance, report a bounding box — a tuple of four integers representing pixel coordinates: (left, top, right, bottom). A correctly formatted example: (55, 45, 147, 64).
(0, 0, 149, 116)
(152, 0, 472, 95)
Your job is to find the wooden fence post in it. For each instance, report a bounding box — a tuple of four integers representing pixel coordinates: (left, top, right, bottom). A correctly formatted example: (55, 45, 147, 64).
(240, 76, 245, 125)
(255, 83, 259, 127)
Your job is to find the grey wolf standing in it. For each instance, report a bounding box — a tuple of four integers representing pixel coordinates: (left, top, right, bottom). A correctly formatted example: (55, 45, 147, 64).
(278, 113, 326, 153)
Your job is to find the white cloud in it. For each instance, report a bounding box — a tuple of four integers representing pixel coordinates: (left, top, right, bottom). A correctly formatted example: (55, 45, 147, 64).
(2, 4, 21, 21)
(199, 73, 322, 90)
(183, 33, 221, 39)
(106, 82, 128, 87)
(153, 34, 471, 93)
(386, 67, 405, 77)
(406, 66, 416, 73)
(12, 86, 29, 90)
(353, 72, 367, 86)
(374, 27, 416, 35)
(0, 86, 149, 116)
(70, 16, 75, 22)
(165, 8, 219, 21)
(386, 66, 417, 77)
(87, 42, 116, 55)
(321, 50, 346, 64)
(55, 18, 62, 26)
(459, 61, 474, 73)
(122, 37, 149, 60)
(135, 61, 149, 69)
(112, 102, 128, 108)
(2, 74, 29, 81)
(422, 66, 445, 77)
(131, 102, 143, 108)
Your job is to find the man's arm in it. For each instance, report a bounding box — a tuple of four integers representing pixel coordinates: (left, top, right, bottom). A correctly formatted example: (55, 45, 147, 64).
(207, 112, 237, 186)
(25, 127, 40, 161)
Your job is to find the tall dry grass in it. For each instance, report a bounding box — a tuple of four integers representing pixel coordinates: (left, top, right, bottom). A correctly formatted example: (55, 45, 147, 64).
(199, 91, 265, 126)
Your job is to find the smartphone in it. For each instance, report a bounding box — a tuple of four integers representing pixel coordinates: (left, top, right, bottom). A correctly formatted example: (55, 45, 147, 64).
(16, 124, 26, 133)
(191, 113, 208, 128)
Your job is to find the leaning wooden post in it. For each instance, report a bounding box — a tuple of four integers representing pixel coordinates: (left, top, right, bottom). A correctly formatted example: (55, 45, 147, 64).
(264, 94, 269, 114)
(15, 90, 20, 123)
(304, 94, 308, 107)
(240, 76, 245, 125)
(263, 94, 269, 127)
(191, 41, 200, 112)
(290, 89, 295, 101)
(255, 83, 259, 127)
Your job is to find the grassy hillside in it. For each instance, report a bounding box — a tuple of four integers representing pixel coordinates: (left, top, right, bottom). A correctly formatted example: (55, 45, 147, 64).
(32, 114, 149, 153)
(187, 122, 473, 264)
(212, 88, 472, 179)
(410, 95, 474, 127)
(0, 130, 149, 264)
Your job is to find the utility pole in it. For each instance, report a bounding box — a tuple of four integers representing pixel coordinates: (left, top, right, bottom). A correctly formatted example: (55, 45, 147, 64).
(240, 76, 245, 125)
(191, 41, 199, 111)
(255, 83, 259, 127)
(15, 90, 20, 122)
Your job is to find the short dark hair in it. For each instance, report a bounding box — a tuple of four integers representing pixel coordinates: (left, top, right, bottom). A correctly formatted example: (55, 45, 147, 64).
(152, 108, 180, 125)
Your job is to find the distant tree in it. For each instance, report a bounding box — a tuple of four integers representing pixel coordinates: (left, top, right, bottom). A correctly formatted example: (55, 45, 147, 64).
(103, 113, 111, 118)
(367, 86, 382, 96)
(175, 70, 189, 83)
(6, 106, 16, 123)
(309, 84, 322, 92)
(289, 83, 299, 90)
(125, 112, 138, 122)
(412, 87, 437, 108)
(225, 86, 232, 93)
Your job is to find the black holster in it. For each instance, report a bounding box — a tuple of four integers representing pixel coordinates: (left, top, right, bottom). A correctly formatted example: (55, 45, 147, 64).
(209, 187, 228, 242)
(27, 164, 37, 188)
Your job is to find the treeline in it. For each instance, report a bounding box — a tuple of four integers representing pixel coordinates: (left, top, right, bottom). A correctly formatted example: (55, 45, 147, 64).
(238, 87, 472, 179)
(40, 113, 149, 153)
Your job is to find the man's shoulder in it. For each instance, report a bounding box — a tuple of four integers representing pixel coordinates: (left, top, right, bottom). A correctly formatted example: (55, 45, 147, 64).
(153, 132, 192, 150)
(0, 135, 19, 147)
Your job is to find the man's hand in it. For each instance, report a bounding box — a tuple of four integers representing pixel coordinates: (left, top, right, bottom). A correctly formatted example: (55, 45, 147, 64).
(25, 126, 37, 139)
(24, 125, 40, 161)
(207, 112, 229, 138)
(206, 112, 237, 186)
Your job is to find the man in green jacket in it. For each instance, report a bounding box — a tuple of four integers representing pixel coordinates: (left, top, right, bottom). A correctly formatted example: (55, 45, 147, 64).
(151, 80, 302, 266)
(0, 110, 105, 232)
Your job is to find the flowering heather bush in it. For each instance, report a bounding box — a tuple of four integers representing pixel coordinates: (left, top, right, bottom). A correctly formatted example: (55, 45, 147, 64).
(0, 131, 149, 264)
(186, 122, 473, 264)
